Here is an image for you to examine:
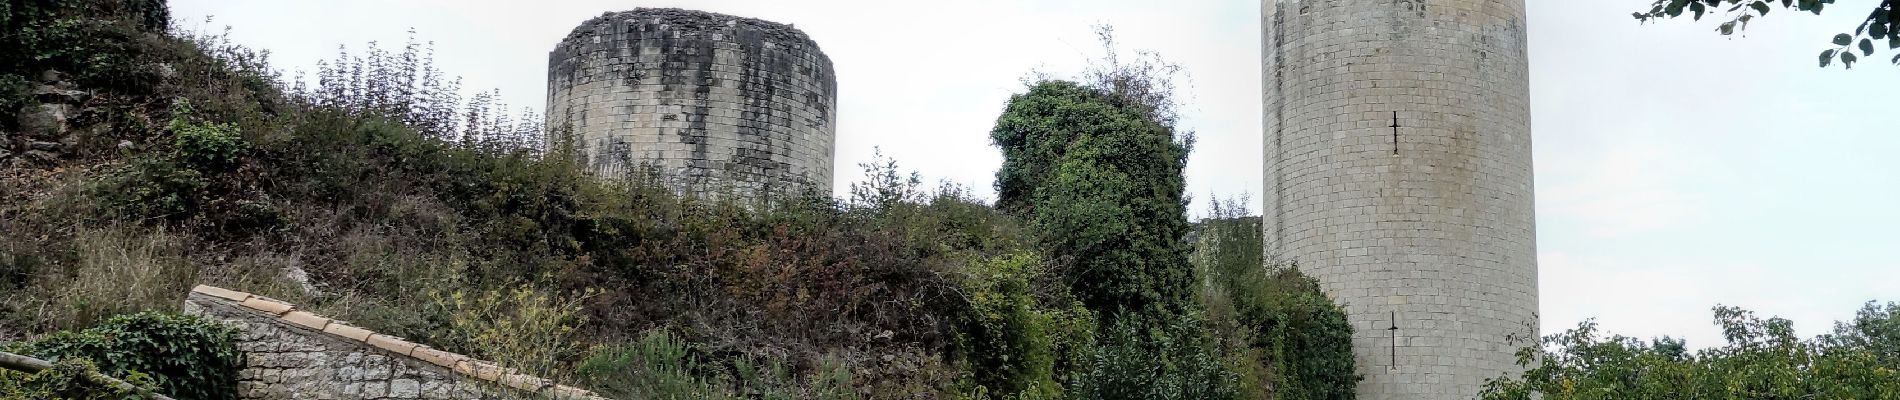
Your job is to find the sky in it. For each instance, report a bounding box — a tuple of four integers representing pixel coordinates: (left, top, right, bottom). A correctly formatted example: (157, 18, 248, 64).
(166, 0, 1900, 349)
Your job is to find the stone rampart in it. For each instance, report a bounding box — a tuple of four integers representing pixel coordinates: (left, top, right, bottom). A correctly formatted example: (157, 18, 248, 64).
(182, 285, 606, 400)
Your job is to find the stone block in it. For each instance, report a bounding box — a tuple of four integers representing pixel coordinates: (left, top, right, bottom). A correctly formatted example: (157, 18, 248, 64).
(409, 347, 468, 369)
(366, 334, 419, 356)
(280, 311, 331, 330)
(193, 285, 252, 302)
(240, 297, 295, 315)
(323, 323, 374, 342)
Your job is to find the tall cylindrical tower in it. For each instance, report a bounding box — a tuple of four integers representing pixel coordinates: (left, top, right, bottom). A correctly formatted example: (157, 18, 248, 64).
(548, 8, 836, 196)
(1261, 1, 1537, 399)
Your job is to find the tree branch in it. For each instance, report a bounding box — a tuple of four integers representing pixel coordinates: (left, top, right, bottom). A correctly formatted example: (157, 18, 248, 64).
(0, 351, 176, 400)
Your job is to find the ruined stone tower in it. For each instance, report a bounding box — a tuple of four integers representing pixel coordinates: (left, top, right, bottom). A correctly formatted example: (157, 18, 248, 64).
(1261, 1, 1537, 399)
(547, 8, 836, 196)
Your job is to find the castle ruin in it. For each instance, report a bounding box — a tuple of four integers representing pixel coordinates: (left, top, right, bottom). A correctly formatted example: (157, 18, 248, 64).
(547, 8, 837, 197)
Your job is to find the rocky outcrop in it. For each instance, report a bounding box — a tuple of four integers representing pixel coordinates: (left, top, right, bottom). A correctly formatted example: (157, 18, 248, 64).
(3, 70, 94, 168)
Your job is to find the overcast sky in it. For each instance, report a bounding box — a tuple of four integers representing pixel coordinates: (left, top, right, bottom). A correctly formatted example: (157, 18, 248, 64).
(168, 0, 1899, 349)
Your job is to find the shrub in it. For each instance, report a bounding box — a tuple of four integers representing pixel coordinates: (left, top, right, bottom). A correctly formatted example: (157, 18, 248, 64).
(577, 329, 727, 399)
(952, 253, 1094, 399)
(991, 29, 1196, 317)
(7, 311, 241, 400)
(169, 104, 246, 172)
(439, 282, 588, 382)
(1194, 196, 1358, 400)
(1070, 311, 1238, 400)
(577, 329, 859, 400)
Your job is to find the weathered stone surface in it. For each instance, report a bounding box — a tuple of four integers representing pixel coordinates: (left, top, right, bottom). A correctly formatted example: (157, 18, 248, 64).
(1261, 0, 1538, 399)
(184, 292, 561, 399)
(546, 8, 837, 199)
(33, 85, 88, 104)
(17, 103, 71, 137)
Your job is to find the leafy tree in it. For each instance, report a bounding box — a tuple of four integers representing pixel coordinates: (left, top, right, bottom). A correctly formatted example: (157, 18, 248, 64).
(1822, 301, 1900, 365)
(990, 27, 1195, 318)
(1634, 0, 1900, 68)
(1480, 302, 1900, 399)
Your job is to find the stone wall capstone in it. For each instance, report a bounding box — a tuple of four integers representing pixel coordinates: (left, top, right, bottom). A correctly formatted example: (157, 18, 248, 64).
(182, 285, 606, 400)
(546, 8, 837, 198)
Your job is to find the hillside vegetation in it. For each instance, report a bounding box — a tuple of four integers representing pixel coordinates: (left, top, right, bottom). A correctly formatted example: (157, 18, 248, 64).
(0, 1, 1358, 399)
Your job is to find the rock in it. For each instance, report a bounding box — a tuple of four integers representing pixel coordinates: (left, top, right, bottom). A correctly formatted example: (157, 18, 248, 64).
(27, 140, 59, 151)
(153, 63, 178, 80)
(37, 70, 64, 84)
(389, 379, 420, 398)
(17, 103, 71, 137)
(22, 150, 57, 164)
(33, 85, 88, 104)
(117, 140, 134, 150)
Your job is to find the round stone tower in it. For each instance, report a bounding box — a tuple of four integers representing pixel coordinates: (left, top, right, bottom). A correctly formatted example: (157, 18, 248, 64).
(547, 8, 836, 196)
(1261, 1, 1537, 399)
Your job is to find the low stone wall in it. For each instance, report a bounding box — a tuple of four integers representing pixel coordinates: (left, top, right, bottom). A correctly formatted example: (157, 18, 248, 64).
(183, 285, 606, 400)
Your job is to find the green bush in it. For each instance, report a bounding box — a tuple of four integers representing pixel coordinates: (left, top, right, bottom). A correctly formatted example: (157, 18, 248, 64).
(1481, 303, 1900, 400)
(1070, 311, 1238, 400)
(577, 329, 859, 400)
(952, 253, 1094, 399)
(170, 107, 246, 172)
(7, 311, 241, 400)
(990, 79, 1196, 318)
(1195, 198, 1358, 400)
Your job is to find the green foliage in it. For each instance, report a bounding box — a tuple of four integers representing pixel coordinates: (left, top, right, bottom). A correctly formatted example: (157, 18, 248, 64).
(1194, 197, 1357, 400)
(952, 253, 1094, 399)
(1824, 301, 1900, 366)
(7, 311, 240, 400)
(0, 357, 160, 400)
(577, 329, 859, 400)
(1480, 302, 1900, 399)
(169, 102, 246, 172)
(1634, 0, 1900, 68)
(89, 102, 266, 231)
(1070, 311, 1238, 400)
(991, 79, 1194, 317)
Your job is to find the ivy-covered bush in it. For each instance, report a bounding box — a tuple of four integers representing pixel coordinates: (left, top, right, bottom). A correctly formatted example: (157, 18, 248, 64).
(990, 80, 1195, 317)
(7, 311, 242, 400)
(1195, 198, 1359, 400)
(951, 253, 1094, 399)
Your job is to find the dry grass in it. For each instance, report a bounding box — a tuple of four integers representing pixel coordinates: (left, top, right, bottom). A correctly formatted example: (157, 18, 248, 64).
(19, 226, 195, 331)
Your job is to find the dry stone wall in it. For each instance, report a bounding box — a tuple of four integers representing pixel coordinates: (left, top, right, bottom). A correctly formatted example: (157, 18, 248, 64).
(1261, 0, 1539, 399)
(182, 285, 606, 400)
(547, 8, 836, 197)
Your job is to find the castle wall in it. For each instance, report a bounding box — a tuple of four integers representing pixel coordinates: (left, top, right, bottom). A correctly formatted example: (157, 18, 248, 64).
(182, 286, 604, 400)
(546, 8, 837, 196)
(1261, 0, 1538, 398)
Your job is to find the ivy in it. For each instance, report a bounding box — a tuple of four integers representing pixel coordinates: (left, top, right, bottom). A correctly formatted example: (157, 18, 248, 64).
(6, 312, 242, 400)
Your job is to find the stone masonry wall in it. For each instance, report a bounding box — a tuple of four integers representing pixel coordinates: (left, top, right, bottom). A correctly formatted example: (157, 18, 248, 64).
(1262, 0, 1538, 399)
(182, 285, 606, 400)
(547, 8, 836, 197)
